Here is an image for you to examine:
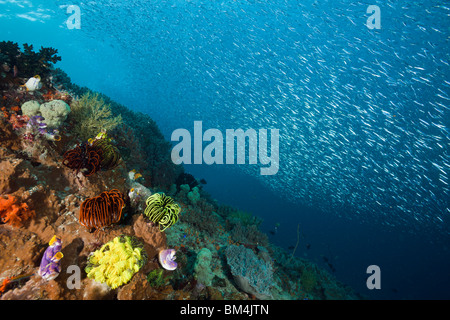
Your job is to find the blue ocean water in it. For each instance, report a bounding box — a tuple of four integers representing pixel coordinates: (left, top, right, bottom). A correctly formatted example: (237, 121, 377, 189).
(1, 0, 449, 299)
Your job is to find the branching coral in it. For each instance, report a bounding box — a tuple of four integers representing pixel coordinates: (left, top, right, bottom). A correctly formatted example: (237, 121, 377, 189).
(69, 92, 122, 141)
(79, 189, 125, 230)
(0, 41, 61, 78)
(85, 235, 147, 289)
(180, 198, 219, 236)
(144, 193, 180, 232)
(230, 223, 269, 247)
(0, 195, 35, 227)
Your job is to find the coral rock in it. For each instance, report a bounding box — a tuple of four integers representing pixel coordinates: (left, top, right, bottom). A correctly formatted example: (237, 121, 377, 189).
(83, 280, 114, 300)
(133, 215, 167, 263)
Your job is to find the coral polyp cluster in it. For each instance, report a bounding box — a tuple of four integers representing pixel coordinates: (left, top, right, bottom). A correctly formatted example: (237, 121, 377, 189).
(144, 193, 180, 232)
(79, 189, 125, 230)
(85, 235, 147, 289)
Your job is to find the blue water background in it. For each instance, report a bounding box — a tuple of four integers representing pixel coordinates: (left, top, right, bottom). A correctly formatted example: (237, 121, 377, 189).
(1, 0, 449, 299)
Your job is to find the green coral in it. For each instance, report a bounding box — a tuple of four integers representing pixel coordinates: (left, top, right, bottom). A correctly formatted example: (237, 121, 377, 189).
(300, 266, 317, 292)
(40, 100, 71, 129)
(85, 235, 147, 289)
(229, 209, 262, 227)
(194, 248, 214, 286)
(187, 186, 200, 205)
(69, 92, 122, 141)
(146, 269, 166, 288)
(144, 193, 180, 232)
(21, 99, 71, 129)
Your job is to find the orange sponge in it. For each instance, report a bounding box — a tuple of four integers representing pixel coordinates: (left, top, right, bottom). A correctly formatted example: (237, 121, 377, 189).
(0, 195, 35, 227)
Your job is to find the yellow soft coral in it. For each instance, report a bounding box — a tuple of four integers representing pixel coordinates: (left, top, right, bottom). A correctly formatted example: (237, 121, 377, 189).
(85, 235, 147, 289)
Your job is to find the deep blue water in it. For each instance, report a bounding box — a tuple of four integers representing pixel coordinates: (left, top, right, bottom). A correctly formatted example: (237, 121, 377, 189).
(1, 0, 449, 299)
(186, 163, 450, 299)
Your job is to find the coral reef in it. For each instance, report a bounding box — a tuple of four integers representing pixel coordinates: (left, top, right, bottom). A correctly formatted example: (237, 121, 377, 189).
(49, 68, 181, 189)
(0, 43, 361, 301)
